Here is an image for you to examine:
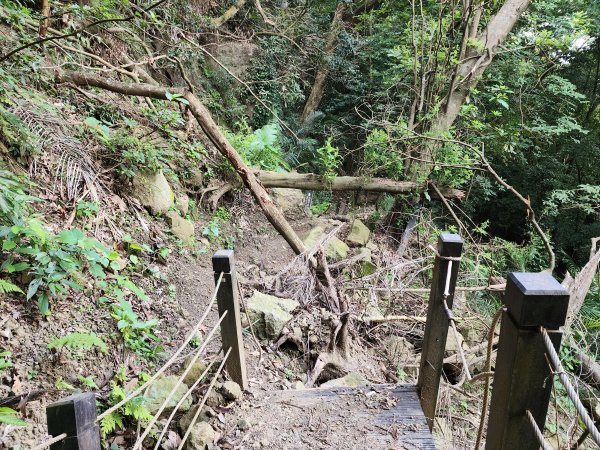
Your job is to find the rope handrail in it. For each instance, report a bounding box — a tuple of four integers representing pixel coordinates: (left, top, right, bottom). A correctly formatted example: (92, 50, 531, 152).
(152, 358, 218, 450)
(133, 310, 229, 449)
(442, 260, 472, 381)
(97, 272, 225, 422)
(540, 326, 600, 446)
(525, 410, 554, 450)
(31, 432, 67, 450)
(177, 347, 232, 450)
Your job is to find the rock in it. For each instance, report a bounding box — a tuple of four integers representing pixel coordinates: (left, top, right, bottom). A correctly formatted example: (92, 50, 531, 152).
(271, 188, 305, 213)
(320, 372, 369, 388)
(355, 248, 377, 276)
(293, 381, 305, 390)
(205, 389, 225, 407)
(178, 405, 215, 433)
(445, 329, 467, 353)
(132, 170, 174, 215)
(187, 168, 204, 188)
(346, 219, 370, 247)
(386, 336, 415, 366)
(177, 194, 190, 216)
(184, 422, 215, 450)
(181, 357, 208, 386)
(206, 41, 260, 79)
(144, 375, 192, 414)
(303, 226, 349, 261)
(237, 418, 252, 431)
(219, 380, 242, 400)
(247, 291, 300, 340)
(166, 211, 195, 243)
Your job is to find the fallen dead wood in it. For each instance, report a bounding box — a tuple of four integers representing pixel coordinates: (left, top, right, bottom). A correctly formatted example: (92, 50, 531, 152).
(55, 70, 307, 255)
(345, 283, 506, 293)
(574, 348, 600, 392)
(357, 315, 426, 324)
(255, 170, 465, 200)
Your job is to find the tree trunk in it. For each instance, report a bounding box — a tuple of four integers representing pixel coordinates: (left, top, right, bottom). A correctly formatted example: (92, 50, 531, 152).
(55, 70, 307, 255)
(255, 170, 465, 199)
(39, 0, 50, 38)
(212, 0, 247, 28)
(300, 3, 346, 122)
(407, 0, 532, 180)
(565, 237, 600, 330)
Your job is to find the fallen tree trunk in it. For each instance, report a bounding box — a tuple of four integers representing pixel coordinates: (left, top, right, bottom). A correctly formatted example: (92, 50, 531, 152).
(255, 170, 465, 200)
(575, 348, 600, 392)
(55, 70, 307, 255)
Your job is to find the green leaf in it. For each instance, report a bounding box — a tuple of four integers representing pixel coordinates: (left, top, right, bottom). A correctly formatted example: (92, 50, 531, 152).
(0, 407, 28, 426)
(26, 277, 42, 300)
(56, 229, 85, 245)
(38, 292, 50, 315)
(2, 240, 16, 250)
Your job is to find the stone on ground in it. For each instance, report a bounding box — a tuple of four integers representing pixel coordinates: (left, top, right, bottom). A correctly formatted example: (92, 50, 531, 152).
(184, 421, 215, 450)
(356, 248, 377, 276)
(386, 336, 415, 366)
(167, 211, 195, 243)
(177, 194, 190, 216)
(132, 170, 174, 214)
(320, 372, 369, 388)
(271, 188, 305, 213)
(219, 380, 242, 400)
(178, 405, 215, 433)
(143, 375, 192, 414)
(181, 356, 208, 386)
(247, 291, 299, 340)
(445, 328, 467, 353)
(346, 219, 370, 247)
(303, 226, 349, 261)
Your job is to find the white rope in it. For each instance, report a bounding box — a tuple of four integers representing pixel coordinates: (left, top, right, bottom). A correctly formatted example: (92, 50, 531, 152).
(31, 433, 67, 450)
(133, 310, 228, 449)
(177, 348, 232, 450)
(98, 272, 224, 422)
(153, 359, 217, 450)
(525, 410, 554, 450)
(442, 261, 472, 381)
(540, 327, 600, 445)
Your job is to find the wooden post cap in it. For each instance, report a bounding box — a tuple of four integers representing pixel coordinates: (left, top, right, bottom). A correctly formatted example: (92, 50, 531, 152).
(213, 250, 235, 273)
(505, 272, 570, 329)
(47, 393, 97, 437)
(438, 233, 463, 256)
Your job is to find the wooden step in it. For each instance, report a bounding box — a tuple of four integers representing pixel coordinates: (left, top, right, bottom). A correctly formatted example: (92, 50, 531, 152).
(229, 384, 436, 449)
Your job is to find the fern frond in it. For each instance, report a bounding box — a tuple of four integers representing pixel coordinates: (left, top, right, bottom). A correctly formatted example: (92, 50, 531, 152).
(47, 332, 108, 353)
(0, 279, 24, 295)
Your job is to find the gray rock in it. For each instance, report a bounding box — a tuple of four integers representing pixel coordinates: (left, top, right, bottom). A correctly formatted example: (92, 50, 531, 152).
(219, 381, 242, 401)
(167, 211, 195, 243)
(187, 168, 204, 188)
(386, 336, 415, 366)
(184, 422, 215, 450)
(237, 418, 252, 431)
(177, 194, 190, 216)
(271, 188, 305, 214)
(346, 219, 370, 247)
(205, 389, 225, 407)
(247, 291, 299, 340)
(178, 405, 215, 433)
(144, 375, 192, 414)
(303, 226, 349, 261)
(132, 170, 174, 215)
(320, 372, 369, 388)
(445, 329, 467, 353)
(181, 356, 208, 386)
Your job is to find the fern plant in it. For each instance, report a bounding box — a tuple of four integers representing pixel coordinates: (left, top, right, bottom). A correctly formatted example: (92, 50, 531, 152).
(47, 332, 108, 354)
(0, 407, 27, 426)
(0, 279, 23, 295)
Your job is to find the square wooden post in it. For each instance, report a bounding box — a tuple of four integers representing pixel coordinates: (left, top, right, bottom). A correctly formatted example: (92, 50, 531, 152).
(46, 392, 100, 450)
(417, 233, 463, 429)
(485, 272, 569, 450)
(212, 249, 248, 390)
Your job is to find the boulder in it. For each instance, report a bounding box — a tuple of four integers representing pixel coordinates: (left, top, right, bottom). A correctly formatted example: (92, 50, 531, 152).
(346, 219, 370, 247)
(178, 405, 215, 433)
(186, 168, 204, 188)
(132, 171, 174, 215)
(218, 380, 242, 401)
(356, 248, 377, 276)
(386, 336, 415, 366)
(320, 372, 369, 388)
(167, 211, 195, 244)
(303, 226, 349, 261)
(184, 422, 215, 450)
(247, 291, 299, 340)
(271, 188, 305, 213)
(206, 388, 225, 407)
(445, 329, 467, 354)
(177, 194, 190, 216)
(181, 356, 208, 386)
(143, 375, 192, 414)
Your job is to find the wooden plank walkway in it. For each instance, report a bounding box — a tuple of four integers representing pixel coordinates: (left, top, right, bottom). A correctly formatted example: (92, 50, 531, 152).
(230, 384, 436, 450)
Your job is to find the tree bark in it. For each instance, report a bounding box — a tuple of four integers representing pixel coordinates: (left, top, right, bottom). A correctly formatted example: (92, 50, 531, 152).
(300, 3, 346, 122)
(255, 170, 465, 199)
(408, 0, 532, 180)
(212, 0, 247, 28)
(565, 237, 600, 330)
(55, 70, 307, 255)
(39, 0, 50, 38)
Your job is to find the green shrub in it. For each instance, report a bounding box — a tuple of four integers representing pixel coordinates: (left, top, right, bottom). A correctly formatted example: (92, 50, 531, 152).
(227, 122, 289, 172)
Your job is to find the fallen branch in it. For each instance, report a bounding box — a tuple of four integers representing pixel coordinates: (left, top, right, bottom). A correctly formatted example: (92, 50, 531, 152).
(574, 348, 600, 392)
(565, 237, 600, 329)
(255, 170, 465, 199)
(55, 70, 307, 255)
(358, 315, 426, 324)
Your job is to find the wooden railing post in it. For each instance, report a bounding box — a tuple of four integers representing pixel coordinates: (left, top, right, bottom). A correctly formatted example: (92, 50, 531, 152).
(46, 392, 100, 450)
(485, 272, 569, 449)
(417, 233, 463, 429)
(212, 249, 248, 390)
